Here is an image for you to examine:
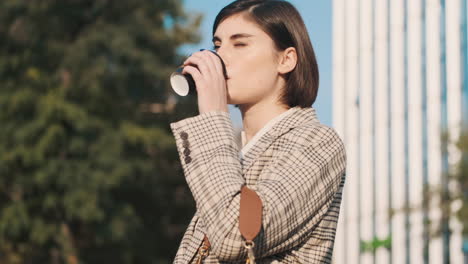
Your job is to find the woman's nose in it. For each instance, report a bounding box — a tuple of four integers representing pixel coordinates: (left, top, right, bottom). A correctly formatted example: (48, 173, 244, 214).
(215, 52, 229, 78)
(216, 48, 228, 66)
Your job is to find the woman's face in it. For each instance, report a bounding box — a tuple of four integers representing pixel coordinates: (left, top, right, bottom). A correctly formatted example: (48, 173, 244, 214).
(213, 14, 283, 107)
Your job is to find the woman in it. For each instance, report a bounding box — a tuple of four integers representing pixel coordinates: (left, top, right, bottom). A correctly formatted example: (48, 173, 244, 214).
(169, 0, 346, 263)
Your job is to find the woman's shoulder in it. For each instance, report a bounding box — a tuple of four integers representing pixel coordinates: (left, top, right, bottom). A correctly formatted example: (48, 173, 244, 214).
(267, 121, 346, 172)
(276, 106, 342, 140)
(274, 119, 346, 159)
(284, 112, 343, 142)
(297, 122, 343, 144)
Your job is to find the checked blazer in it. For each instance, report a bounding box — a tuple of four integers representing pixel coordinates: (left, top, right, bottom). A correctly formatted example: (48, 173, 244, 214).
(169, 106, 347, 263)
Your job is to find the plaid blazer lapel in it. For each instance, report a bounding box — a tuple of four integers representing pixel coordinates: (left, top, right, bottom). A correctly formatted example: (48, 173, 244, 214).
(240, 106, 320, 174)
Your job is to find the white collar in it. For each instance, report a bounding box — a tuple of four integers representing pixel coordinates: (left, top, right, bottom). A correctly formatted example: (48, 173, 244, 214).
(239, 107, 298, 158)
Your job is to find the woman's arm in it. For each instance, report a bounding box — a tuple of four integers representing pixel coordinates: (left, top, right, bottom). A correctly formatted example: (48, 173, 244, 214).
(170, 110, 346, 262)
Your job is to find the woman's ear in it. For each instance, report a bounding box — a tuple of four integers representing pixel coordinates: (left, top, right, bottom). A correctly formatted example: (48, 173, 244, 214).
(277, 47, 297, 75)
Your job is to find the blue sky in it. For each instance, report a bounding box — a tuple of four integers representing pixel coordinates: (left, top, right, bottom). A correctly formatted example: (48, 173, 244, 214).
(179, 0, 332, 127)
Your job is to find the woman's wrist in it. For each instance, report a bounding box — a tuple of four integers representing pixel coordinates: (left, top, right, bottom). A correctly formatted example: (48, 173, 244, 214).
(199, 106, 229, 115)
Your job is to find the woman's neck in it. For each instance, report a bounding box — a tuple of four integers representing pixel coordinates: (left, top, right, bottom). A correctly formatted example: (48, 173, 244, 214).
(239, 102, 290, 145)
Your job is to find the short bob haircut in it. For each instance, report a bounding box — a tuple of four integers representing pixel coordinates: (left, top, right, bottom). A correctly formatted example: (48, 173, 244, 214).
(213, 0, 319, 108)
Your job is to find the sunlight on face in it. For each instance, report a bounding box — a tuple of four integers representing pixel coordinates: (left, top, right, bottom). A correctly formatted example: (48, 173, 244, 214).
(213, 13, 283, 107)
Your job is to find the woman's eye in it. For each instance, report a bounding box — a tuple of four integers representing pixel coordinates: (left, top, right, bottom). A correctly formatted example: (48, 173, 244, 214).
(212, 43, 245, 50)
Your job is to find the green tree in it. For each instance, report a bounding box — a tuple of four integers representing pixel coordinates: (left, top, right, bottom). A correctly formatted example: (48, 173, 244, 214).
(0, 0, 201, 263)
(431, 129, 468, 238)
(422, 128, 468, 263)
(452, 129, 468, 236)
(385, 128, 467, 263)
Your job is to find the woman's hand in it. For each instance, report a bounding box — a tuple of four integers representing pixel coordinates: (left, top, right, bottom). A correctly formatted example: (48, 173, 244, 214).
(182, 50, 229, 115)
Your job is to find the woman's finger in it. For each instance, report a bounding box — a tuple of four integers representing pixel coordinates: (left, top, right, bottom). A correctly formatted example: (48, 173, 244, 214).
(197, 50, 223, 81)
(181, 65, 204, 90)
(183, 55, 212, 77)
(205, 51, 224, 79)
(196, 51, 219, 78)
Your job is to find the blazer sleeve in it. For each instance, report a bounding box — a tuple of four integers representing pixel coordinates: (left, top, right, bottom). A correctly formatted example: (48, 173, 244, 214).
(170, 110, 346, 262)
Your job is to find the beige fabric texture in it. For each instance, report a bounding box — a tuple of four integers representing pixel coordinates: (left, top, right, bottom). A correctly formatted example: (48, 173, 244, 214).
(169, 106, 347, 263)
(240, 107, 298, 156)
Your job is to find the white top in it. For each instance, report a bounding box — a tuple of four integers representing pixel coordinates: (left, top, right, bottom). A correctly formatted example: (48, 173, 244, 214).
(239, 107, 298, 160)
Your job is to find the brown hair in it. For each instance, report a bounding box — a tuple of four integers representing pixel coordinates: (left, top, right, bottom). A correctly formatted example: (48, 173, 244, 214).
(213, 0, 319, 107)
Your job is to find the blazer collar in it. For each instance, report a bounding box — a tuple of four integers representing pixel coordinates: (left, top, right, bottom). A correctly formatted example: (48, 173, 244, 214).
(241, 106, 320, 174)
(269, 106, 319, 138)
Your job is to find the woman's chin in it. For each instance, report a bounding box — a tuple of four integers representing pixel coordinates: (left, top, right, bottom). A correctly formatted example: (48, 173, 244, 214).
(227, 96, 243, 106)
(226, 90, 236, 105)
(227, 89, 252, 106)
(226, 89, 241, 102)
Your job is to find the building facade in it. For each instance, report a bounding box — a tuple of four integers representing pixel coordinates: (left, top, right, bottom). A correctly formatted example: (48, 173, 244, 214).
(332, 0, 467, 263)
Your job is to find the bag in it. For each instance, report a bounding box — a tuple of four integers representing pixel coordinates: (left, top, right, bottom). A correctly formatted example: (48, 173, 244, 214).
(195, 185, 263, 264)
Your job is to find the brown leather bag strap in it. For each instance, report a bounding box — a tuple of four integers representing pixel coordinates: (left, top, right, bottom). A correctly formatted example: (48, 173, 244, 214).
(202, 185, 263, 247)
(239, 185, 263, 241)
(203, 235, 211, 247)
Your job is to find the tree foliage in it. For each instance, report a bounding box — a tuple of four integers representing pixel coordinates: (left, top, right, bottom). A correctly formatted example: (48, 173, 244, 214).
(453, 129, 468, 237)
(0, 0, 201, 263)
(423, 129, 468, 242)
